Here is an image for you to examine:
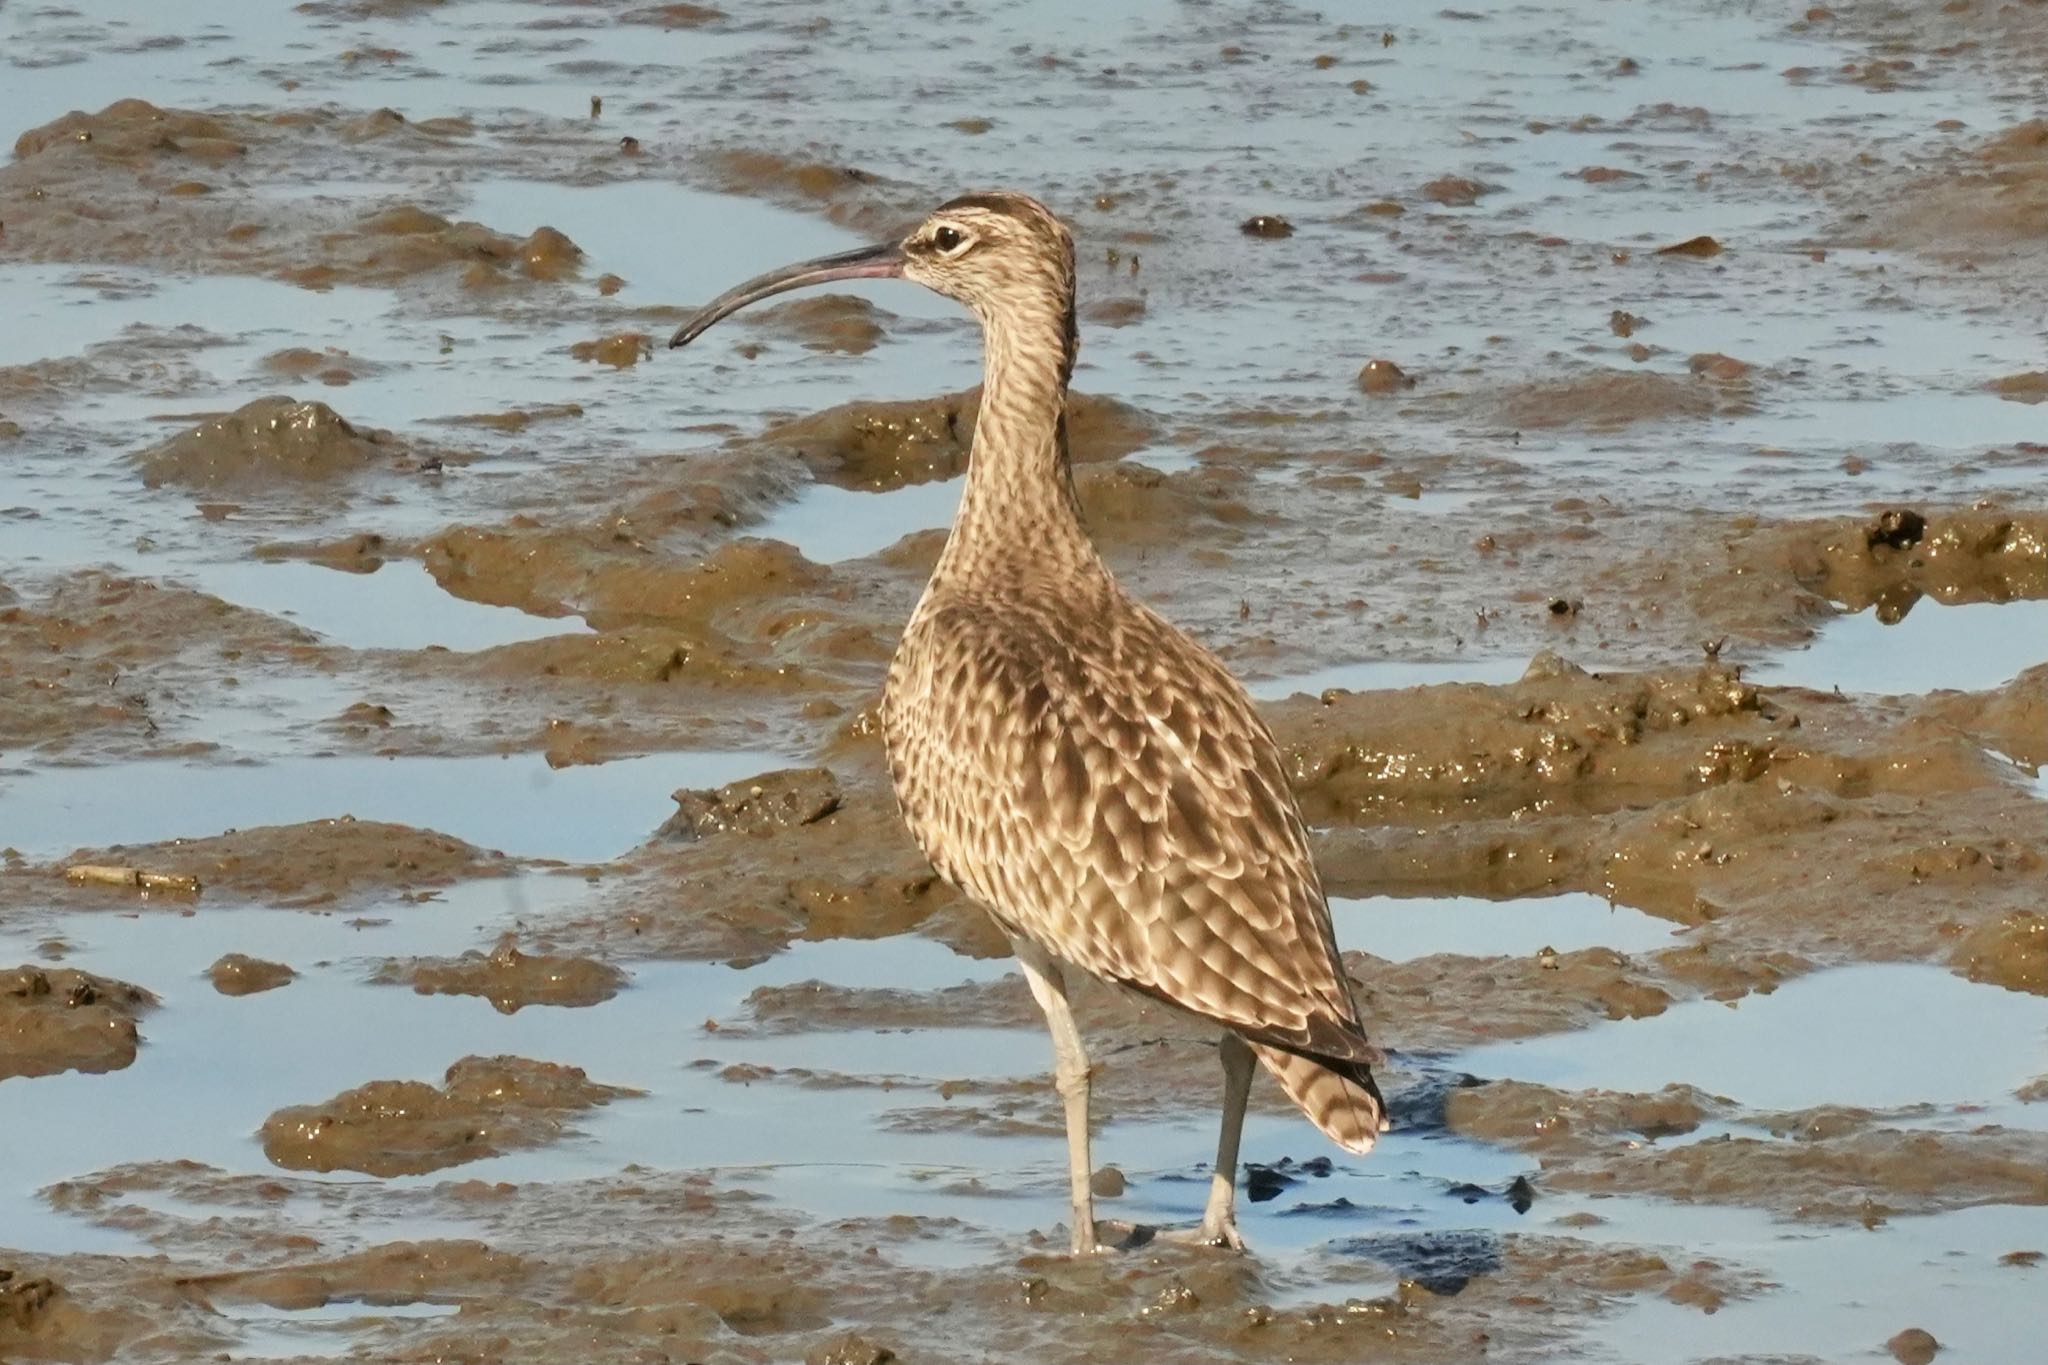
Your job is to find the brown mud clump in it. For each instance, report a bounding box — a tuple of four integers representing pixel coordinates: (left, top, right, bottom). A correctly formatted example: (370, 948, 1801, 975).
(376, 935, 626, 1013)
(326, 206, 582, 289)
(208, 954, 296, 996)
(624, 3, 728, 26)
(1730, 508, 2048, 617)
(0, 1267, 61, 1330)
(178, 1237, 528, 1319)
(569, 331, 652, 368)
(422, 527, 827, 642)
(1446, 1079, 1725, 1151)
(1, 966, 156, 1080)
(1889, 1327, 1942, 1365)
(63, 819, 508, 907)
(261, 1055, 636, 1176)
(662, 767, 843, 839)
(12, 98, 245, 164)
(750, 295, 892, 354)
(700, 149, 921, 237)
(260, 346, 382, 387)
(1881, 120, 2048, 253)
(1953, 911, 2048, 995)
(1495, 368, 1734, 431)
(760, 387, 1155, 491)
(1421, 175, 1498, 206)
(1074, 462, 1259, 550)
(1989, 370, 2048, 403)
(1358, 358, 1413, 394)
(1271, 654, 1764, 823)
(0, 103, 575, 289)
(133, 396, 426, 489)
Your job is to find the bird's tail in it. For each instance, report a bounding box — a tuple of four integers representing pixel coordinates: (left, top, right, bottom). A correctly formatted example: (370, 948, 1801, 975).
(1248, 1040, 1389, 1156)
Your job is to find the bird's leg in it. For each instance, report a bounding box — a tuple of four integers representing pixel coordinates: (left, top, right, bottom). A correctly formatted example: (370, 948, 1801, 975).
(1013, 939, 1101, 1255)
(1198, 1031, 1255, 1249)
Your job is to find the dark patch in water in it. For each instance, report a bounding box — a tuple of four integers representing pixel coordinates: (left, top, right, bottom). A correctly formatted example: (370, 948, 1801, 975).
(1332, 1229, 1504, 1295)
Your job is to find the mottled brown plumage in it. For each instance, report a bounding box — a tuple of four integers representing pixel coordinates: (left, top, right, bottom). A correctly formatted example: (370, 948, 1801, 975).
(671, 190, 1386, 1254)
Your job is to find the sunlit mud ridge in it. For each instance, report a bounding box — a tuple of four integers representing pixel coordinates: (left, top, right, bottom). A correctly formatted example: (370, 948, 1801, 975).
(5, 0, 2048, 1361)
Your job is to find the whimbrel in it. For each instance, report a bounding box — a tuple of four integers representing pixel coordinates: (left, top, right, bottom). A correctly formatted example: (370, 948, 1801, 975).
(670, 192, 1387, 1253)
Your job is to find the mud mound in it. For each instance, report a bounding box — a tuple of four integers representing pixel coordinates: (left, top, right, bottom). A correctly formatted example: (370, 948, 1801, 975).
(375, 935, 626, 1013)
(1494, 368, 1733, 431)
(1270, 654, 1767, 823)
(1, 966, 156, 1080)
(1733, 507, 2048, 615)
(661, 767, 843, 839)
(622, 3, 727, 26)
(185, 1239, 529, 1309)
(699, 149, 922, 237)
(261, 1055, 636, 1176)
(1076, 462, 1258, 549)
(1954, 911, 2048, 995)
(1989, 370, 2048, 403)
(568, 330, 652, 367)
(1928, 662, 2048, 765)
(12, 98, 245, 164)
(1, 101, 581, 289)
(759, 388, 1156, 491)
(133, 396, 422, 489)
(750, 295, 894, 354)
(208, 954, 296, 996)
(1880, 119, 2048, 252)
(0, 572, 320, 757)
(330, 204, 582, 289)
(1446, 1080, 1727, 1150)
(423, 527, 825, 630)
(68, 818, 507, 904)
(260, 346, 383, 387)
(1532, 1123, 2048, 1220)
(548, 769, 969, 961)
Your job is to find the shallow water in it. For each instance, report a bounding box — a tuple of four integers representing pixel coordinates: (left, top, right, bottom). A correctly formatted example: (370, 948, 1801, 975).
(1333, 891, 1680, 962)
(1252, 655, 1535, 700)
(180, 559, 586, 652)
(1459, 964, 2048, 1115)
(1, 748, 778, 861)
(1753, 598, 2048, 697)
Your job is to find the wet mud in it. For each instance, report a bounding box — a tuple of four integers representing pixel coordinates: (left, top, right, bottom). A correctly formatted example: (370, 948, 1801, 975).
(134, 395, 448, 489)
(260, 1054, 636, 1177)
(206, 953, 296, 997)
(12, 819, 509, 911)
(376, 933, 627, 1013)
(1, 967, 155, 1080)
(4, 0, 2048, 1362)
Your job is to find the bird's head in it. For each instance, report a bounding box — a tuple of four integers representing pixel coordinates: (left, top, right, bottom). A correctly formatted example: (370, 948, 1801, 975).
(669, 191, 1077, 363)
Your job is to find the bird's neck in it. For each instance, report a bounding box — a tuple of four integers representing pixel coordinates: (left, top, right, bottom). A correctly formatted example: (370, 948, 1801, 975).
(934, 301, 1099, 587)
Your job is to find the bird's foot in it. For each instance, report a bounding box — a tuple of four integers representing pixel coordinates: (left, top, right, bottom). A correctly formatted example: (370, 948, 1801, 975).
(1064, 1218, 1245, 1254)
(1158, 1216, 1247, 1252)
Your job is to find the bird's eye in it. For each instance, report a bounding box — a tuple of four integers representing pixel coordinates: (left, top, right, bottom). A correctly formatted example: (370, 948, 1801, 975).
(932, 225, 966, 253)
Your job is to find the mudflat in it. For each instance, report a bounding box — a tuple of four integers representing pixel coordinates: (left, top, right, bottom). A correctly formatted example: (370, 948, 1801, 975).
(3, 3, 2046, 1362)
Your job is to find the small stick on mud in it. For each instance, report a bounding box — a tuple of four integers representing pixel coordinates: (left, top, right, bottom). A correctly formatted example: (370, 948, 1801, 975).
(65, 865, 203, 896)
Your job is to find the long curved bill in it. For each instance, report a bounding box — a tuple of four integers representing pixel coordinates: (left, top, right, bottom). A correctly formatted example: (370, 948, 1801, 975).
(667, 241, 905, 349)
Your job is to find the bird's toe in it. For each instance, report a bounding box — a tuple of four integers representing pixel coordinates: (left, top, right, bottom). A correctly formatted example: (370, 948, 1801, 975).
(1159, 1220, 1248, 1252)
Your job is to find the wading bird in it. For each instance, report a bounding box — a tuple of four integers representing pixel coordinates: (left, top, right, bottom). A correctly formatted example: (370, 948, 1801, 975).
(669, 192, 1386, 1253)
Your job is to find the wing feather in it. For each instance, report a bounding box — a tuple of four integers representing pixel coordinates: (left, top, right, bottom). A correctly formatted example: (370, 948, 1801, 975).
(884, 591, 1377, 1066)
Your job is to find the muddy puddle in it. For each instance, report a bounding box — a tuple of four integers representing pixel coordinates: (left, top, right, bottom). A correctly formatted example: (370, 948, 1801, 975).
(3, 748, 778, 861)
(1755, 598, 2048, 697)
(1331, 891, 1681, 962)
(6, 0, 2048, 1361)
